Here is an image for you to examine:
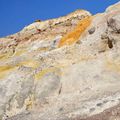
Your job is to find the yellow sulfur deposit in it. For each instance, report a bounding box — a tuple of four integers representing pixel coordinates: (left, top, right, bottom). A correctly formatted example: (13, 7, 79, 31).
(35, 67, 62, 80)
(0, 59, 39, 79)
(0, 54, 6, 60)
(0, 51, 14, 61)
(35, 68, 54, 80)
(25, 94, 35, 110)
(58, 16, 92, 47)
(0, 65, 17, 79)
(18, 60, 40, 68)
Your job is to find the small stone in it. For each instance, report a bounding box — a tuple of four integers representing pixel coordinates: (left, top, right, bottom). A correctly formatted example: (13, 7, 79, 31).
(59, 107, 64, 111)
(89, 108, 95, 112)
(96, 103, 103, 107)
(88, 27, 95, 34)
(34, 19, 41, 22)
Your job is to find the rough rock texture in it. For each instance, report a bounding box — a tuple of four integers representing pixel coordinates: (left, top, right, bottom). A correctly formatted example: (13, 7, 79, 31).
(0, 2, 120, 120)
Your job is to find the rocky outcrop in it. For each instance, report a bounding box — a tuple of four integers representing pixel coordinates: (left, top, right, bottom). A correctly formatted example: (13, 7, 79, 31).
(0, 2, 120, 120)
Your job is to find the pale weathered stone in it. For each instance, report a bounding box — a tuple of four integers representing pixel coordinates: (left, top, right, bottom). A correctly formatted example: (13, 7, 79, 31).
(0, 2, 120, 120)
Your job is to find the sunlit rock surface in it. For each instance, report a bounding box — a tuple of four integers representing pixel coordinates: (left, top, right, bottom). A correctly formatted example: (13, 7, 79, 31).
(0, 2, 120, 120)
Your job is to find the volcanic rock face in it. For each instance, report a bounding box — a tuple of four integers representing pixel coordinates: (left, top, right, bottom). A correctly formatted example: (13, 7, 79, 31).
(0, 2, 120, 120)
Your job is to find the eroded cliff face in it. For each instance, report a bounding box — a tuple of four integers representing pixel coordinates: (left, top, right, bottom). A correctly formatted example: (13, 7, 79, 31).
(0, 2, 120, 120)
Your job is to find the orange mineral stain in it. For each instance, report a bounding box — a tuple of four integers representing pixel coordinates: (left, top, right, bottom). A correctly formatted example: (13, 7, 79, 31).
(58, 16, 92, 47)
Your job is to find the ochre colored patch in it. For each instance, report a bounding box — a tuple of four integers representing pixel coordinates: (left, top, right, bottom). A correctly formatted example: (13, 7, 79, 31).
(0, 65, 17, 79)
(0, 54, 6, 60)
(58, 16, 92, 47)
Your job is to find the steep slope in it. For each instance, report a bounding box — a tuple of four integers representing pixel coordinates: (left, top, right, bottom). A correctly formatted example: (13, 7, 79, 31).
(0, 2, 120, 120)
